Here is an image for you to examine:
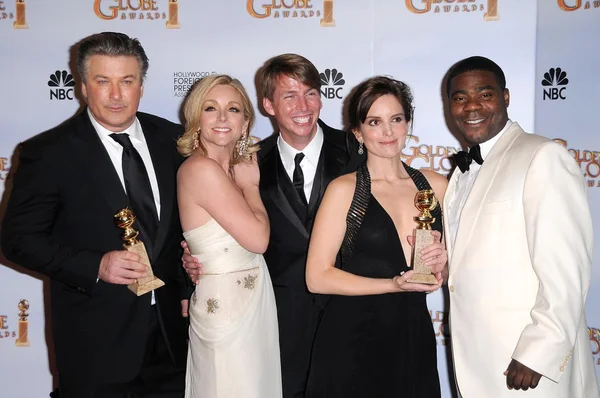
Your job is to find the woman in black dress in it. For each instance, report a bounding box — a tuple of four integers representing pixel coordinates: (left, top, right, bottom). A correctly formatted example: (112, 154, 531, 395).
(305, 76, 448, 397)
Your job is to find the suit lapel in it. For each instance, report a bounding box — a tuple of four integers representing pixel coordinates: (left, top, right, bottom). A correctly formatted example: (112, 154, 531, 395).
(451, 123, 523, 267)
(71, 112, 130, 217)
(139, 115, 176, 261)
(309, 133, 348, 218)
(443, 169, 459, 267)
(260, 143, 310, 239)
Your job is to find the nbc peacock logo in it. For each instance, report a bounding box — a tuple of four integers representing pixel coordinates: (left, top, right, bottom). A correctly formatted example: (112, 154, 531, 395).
(541, 67, 569, 101)
(319, 68, 345, 100)
(48, 70, 76, 101)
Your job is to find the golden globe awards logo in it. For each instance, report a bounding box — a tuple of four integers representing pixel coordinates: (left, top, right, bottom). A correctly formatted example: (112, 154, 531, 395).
(401, 136, 461, 175)
(430, 310, 449, 346)
(558, 0, 600, 12)
(0, 0, 29, 28)
(247, 0, 336, 26)
(590, 327, 600, 366)
(93, 0, 181, 28)
(0, 156, 9, 181)
(406, 0, 500, 20)
(0, 300, 30, 346)
(554, 139, 600, 188)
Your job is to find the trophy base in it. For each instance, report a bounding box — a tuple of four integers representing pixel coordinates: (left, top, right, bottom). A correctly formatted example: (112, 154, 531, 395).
(166, 23, 180, 29)
(320, 19, 336, 27)
(13, 23, 29, 29)
(484, 13, 499, 21)
(407, 273, 439, 285)
(128, 277, 165, 296)
(15, 340, 30, 347)
(407, 228, 438, 285)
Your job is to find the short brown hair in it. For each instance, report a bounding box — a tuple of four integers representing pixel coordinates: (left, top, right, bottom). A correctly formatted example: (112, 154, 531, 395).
(259, 53, 321, 101)
(347, 76, 414, 131)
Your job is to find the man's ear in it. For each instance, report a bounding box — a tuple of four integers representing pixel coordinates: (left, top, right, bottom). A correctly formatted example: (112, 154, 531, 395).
(263, 97, 275, 117)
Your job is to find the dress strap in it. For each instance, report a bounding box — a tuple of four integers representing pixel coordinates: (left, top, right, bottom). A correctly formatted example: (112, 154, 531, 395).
(403, 163, 443, 234)
(341, 162, 370, 265)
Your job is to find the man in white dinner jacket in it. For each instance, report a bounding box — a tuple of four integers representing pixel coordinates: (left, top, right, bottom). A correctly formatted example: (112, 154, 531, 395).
(442, 55, 599, 397)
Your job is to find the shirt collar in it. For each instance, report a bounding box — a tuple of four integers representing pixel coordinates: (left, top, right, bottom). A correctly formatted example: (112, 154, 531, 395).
(277, 124, 324, 168)
(478, 119, 512, 161)
(87, 108, 144, 144)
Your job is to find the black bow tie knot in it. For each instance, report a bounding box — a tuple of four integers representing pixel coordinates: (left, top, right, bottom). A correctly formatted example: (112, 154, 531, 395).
(455, 144, 484, 173)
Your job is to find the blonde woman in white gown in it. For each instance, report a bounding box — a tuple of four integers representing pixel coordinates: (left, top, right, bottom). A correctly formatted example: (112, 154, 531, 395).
(176, 75, 282, 398)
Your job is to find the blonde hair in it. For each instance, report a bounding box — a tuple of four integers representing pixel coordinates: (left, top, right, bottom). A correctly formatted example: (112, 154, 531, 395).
(177, 74, 259, 164)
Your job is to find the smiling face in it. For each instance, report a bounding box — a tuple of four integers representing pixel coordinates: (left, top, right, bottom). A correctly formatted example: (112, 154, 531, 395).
(449, 70, 510, 146)
(198, 84, 249, 152)
(263, 74, 322, 149)
(354, 94, 409, 159)
(81, 55, 144, 132)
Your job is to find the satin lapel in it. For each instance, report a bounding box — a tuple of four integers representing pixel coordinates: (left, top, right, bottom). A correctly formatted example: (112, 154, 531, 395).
(70, 112, 130, 217)
(451, 124, 522, 267)
(309, 138, 347, 217)
(443, 169, 459, 268)
(260, 145, 309, 239)
(141, 116, 176, 261)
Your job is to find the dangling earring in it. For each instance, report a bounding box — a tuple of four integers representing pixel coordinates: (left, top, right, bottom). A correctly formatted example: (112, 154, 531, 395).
(192, 130, 199, 151)
(237, 131, 248, 157)
(358, 141, 364, 155)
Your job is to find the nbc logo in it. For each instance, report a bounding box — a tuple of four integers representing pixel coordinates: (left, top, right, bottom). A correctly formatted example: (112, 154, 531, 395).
(320, 68, 345, 100)
(48, 70, 75, 101)
(542, 67, 569, 101)
(590, 327, 600, 365)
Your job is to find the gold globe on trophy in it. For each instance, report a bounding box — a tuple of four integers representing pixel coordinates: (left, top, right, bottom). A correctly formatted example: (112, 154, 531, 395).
(407, 190, 439, 285)
(15, 299, 30, 347)
(114, 208, 165, 296)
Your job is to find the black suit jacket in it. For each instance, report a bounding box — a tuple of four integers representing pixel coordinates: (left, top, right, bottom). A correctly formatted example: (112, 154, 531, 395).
(258, 119, 364, 397)
(1, 111, 192, 397)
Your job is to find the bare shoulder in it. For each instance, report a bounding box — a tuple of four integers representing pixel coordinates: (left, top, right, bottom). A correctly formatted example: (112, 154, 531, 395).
(420, 169, 448, 198)
(177, 155, 225, 184)
(326, 172, 357, 197)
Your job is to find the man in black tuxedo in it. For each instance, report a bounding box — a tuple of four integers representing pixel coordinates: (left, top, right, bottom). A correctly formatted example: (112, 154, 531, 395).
(1, 32, 191, 398)
(183, 53, 364, 397)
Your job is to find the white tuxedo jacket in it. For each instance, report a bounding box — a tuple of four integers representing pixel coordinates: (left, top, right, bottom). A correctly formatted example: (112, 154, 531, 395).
(443, 123, 599, 397)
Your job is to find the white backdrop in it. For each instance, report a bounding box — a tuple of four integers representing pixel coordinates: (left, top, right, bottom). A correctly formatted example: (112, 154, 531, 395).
(0, 1, 598, 397)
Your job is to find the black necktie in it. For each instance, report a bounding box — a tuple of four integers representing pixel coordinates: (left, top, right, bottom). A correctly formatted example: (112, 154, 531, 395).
(455, 144, 484, 173)
(293, 152, 308, 206)
(110, 133, 159, 246)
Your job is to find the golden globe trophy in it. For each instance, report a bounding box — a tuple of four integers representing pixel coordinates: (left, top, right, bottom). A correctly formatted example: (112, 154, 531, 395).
(114, 208, 164, 296)
(484, 0, 499, 21)
(320, 0, 335, 27)
(166, 0, 181, 29)
(15, 299, 30, 347)
(13, 0, 29, 29)
(407, 190, 439, 285)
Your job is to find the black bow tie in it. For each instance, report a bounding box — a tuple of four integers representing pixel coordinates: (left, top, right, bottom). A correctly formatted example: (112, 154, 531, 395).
(455, 144, 484, 173)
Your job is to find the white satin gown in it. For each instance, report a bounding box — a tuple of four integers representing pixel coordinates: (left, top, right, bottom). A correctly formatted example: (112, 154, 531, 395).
(183, 218, 282, 398)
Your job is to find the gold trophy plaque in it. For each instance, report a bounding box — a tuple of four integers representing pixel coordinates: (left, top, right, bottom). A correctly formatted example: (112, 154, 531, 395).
(13, 0, 29, 29)
(407, 190, 439, 285)
(114, 208, 164, 296)
(320, 0, 335, 27)
(166, 0, 180, 29)
(15, 299, 30, 347)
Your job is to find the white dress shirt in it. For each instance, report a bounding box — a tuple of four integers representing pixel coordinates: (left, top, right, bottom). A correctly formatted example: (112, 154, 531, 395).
(277, 125, 324, 202)
(88, 109, 161, 304)
(447, 120, 512, 246)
